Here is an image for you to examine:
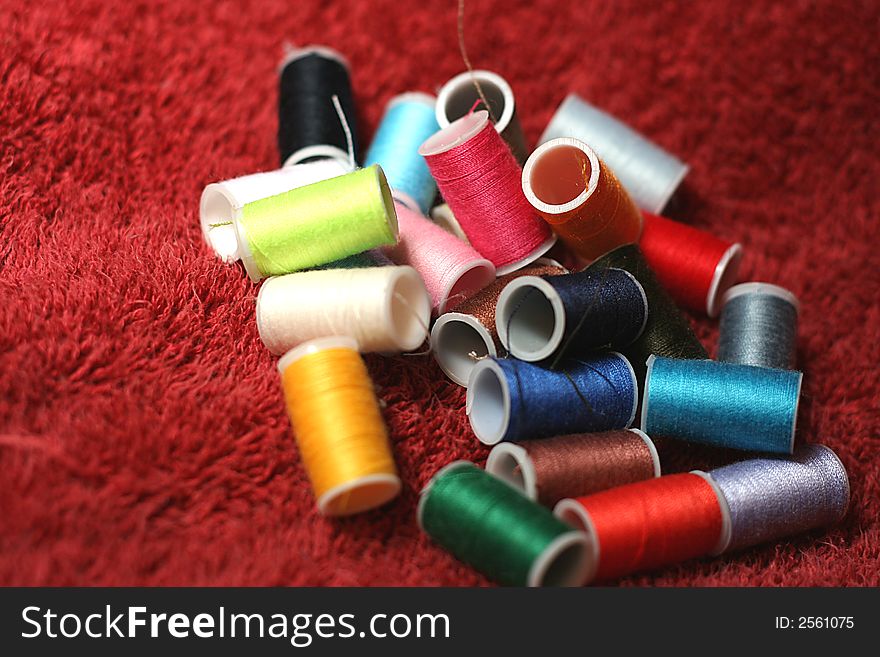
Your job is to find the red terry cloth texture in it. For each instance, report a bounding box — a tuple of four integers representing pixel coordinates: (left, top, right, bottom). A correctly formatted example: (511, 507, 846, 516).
(1, 0, 878, 586)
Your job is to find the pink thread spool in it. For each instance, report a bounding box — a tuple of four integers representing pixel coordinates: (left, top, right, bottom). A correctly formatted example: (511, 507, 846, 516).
(419, 110, 556, 275)
(384, 202, 496, 314)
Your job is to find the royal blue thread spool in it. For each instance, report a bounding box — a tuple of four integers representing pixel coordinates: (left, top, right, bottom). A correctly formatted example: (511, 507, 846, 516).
(641, 356, 802, 454)
(466, 353, 637, 445)
(495, 267, 647, 363)
(364, 92, 439, 214)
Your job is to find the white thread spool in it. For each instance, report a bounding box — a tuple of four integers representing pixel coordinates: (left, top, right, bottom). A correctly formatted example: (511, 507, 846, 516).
(435, 70, 528, 164)
(538, 94, 689, 214)
(199, 159, 350, 263)
(257, 265, 430, 355)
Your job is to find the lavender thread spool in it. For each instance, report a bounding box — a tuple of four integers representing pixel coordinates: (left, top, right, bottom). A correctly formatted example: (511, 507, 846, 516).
(709, 444, 849, 553)
(718, 282, 799, 370)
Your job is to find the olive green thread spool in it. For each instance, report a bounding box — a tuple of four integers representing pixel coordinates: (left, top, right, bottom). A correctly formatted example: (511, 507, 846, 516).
(234, 164, 399, 281)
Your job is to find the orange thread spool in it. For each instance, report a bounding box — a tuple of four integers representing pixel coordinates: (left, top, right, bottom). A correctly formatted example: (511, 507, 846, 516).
(523, 137, 643, 263)
(278, 336, 400, 516)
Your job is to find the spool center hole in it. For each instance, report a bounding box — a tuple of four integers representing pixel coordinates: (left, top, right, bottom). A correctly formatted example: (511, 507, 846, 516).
(504, 286, 556, 357)
(445, 79, 506, 123)
(530, 145, 592, 206)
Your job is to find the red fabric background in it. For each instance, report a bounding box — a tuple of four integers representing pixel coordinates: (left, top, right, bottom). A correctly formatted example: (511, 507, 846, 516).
(1, 0, 878, 586)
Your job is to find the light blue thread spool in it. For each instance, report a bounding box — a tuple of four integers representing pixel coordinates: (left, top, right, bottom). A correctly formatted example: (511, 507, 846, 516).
(365, 92, 439, 214)
(641, 355, 802, 454)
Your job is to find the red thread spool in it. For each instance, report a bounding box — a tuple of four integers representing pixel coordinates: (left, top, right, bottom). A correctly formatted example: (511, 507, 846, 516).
(522, 137, 643, 263)
(639, 212, 742, 317)
(554, 472, 729, 584)
(419, 110, 556, 275)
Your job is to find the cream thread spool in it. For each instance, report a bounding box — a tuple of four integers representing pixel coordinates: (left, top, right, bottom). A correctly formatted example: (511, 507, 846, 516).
(257, 265, 431, 355)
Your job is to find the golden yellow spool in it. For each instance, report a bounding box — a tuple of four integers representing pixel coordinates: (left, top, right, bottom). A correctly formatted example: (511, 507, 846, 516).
(278, 336, 400, 516)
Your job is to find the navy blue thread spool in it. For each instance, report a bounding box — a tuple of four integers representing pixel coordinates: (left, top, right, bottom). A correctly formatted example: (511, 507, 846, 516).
(495, 267, 647, 364)
(466, 353, 637, 445)
(709, 444, 849, 552)
(718, 282, 799, 370)
(642, 355, 802, 454)
(278, 46, 359, 167)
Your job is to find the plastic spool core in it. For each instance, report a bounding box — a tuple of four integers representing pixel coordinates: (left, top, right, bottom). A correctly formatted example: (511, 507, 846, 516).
(277, 335, 401, 517)
(431, 313, 497, 387)
(694, 470, 733, 555)
(439, 258, 496, 315)
(528, 531, 592, 587)
(466, 359, 511, 445)
(436, 70, 515, 137)
(200, 184, 242, 262)
(706, 243, 743, 317)
(387, 266, 432, 351)
(419, 111, 490, 158)
(495, 276, 566, 361)
(486, 442, 537, 500)
(523, 139, 600, 219)
(552, 499, 600, 585)
(629, 428, 662, 478)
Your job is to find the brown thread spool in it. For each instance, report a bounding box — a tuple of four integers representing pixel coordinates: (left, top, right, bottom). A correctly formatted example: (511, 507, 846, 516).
(430, 259, 566, 386)
(523, 138, 643, 263)
(486, 429, 660, 507)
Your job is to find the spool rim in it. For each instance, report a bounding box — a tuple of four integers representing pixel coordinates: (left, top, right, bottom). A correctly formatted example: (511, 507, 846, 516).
(694, 470, 733, 555)
(466, 358, 511, 445)
(416, 460, 475, 530)
(721, 281, 800, 316)
(485, 442, 537, 500)
(610, 351, 639, 428)
(283, 145, 354, 169)
(233, 216, 263, 282)
(431, 313, 497, 387)
(495, 276, 566, 362)
(255, 276, 280, 354)
(419, 110, 489, 157)
(493, 233, 558, 276)
(317, 473, 402, 517)
(199, 183, 243, 262)
(438, 257, 496, 315)
(629, 428, 662, 478)
(790, 371, 803, 454)
(373, 165, 400, 239)
(383, 266, 431, 351)
(622, 269, 650, 342)
(278, 44, 351, 73)
(527, 530, 592, 588)
(277, 335, 359, 374)
(706, 243, 743, 317)
(435, 70, 516, 137)
(552, 498, 600, 585)
(640, 354, 658, 431)
(522, 137, 600, 216)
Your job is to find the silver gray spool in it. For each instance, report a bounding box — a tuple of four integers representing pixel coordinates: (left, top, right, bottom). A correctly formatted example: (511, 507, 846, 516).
(717, 282, 799, 370)
(538, 94, 689, 214)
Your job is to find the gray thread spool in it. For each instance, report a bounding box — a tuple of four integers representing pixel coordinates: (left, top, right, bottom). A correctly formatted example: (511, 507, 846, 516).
(708, 444, 849, 553)
(717, 282, 799, 369)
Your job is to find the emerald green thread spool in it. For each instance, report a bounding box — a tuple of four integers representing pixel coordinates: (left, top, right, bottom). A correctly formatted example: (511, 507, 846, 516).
(234, 164, 399, 281)
(417, 461, 591, 587)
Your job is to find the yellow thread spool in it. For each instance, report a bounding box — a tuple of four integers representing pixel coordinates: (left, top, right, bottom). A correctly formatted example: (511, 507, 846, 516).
(278, 336, 401, 516)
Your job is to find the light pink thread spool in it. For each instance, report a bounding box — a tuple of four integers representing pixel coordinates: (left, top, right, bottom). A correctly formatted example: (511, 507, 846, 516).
(419, 110, 555, 275)
(384, 202, 496, 314)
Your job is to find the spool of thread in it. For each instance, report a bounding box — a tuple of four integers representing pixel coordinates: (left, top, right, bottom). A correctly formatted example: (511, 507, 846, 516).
(278, 46, 359, 167)
(257, 265, 430, 355)
(417, 461, 591, 586)
(709, 444, 849, 552)
(486, 429, 660, 507)
(364, 93, 439, 215)
(718, 283, 799, 369)
(315, 249, 393, 270)
(523, 138, 643, 263)
(588, 244, 708, 389)
(539, 94, 689, 214)
(554, 472, 728, 583)
(430, 260, 566, 386)
(420, 110, 556, 274)
(200, 159, 349, 263)
(279, 336, 400, 516)
(384, 201, 495, 314)
(234, 165, 398, 281)
(466, 352, 637, 445)
(495, 267, 648, 363)
(642, 355, 802, 454)
(430, 203, 469, 243)
(435, 70, 529, 165)
(639, 212, 742, 317)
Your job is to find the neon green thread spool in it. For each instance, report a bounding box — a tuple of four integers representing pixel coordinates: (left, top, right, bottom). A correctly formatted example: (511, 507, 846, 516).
(234, 165, 399, 280)
(417, 461, 591, 587)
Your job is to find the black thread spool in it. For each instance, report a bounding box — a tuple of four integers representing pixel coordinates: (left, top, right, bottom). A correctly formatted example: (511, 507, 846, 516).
(278, 46, 359, 167)
(588, 244, 707, 412)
